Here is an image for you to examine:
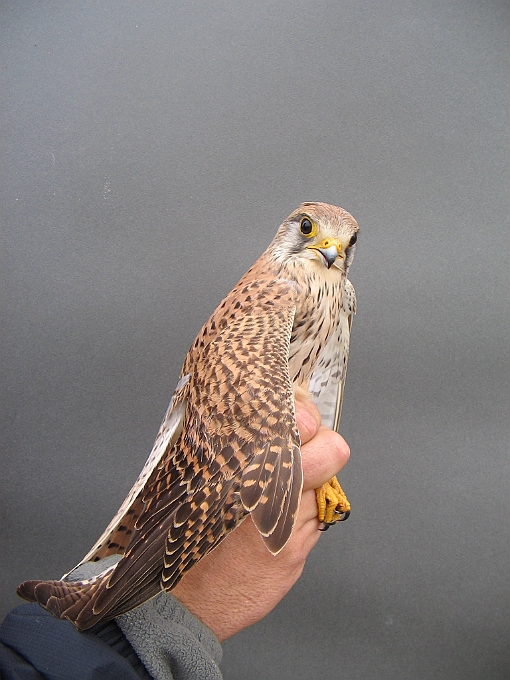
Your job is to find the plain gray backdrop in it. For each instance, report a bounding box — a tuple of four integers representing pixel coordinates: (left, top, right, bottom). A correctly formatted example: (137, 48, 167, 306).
(1, 1, 509, 678)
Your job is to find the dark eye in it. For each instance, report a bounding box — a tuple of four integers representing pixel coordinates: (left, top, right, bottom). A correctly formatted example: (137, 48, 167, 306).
(348, 232, 358, 247)
(300, 218, 313, 235)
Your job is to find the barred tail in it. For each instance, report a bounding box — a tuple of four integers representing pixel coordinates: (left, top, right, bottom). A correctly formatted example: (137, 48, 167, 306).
(17, 576, 111, 630)
(17, 561, 162, 631)
(17, 566, 116, 631)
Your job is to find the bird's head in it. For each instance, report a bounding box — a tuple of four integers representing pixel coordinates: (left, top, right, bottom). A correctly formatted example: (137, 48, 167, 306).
(270, 202, 359, 274)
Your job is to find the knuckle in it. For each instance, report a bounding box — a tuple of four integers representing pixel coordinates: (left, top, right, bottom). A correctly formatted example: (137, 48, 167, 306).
(331, 431, 350, 464)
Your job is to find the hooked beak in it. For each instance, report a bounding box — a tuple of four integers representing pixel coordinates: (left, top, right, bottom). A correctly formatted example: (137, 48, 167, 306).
(307, 239, 342, 269)
(317, 244, 340, 269)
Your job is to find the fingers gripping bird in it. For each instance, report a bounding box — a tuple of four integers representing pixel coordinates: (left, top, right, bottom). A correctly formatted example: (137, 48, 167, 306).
(18, 202, 358, 630)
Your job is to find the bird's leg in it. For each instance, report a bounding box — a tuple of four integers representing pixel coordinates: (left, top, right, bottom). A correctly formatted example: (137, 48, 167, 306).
(291, 385, 351, 528)
(315, 476, 350, 530)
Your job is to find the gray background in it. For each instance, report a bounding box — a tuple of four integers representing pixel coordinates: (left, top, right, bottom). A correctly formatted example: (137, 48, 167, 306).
(1, 1, 509, 678)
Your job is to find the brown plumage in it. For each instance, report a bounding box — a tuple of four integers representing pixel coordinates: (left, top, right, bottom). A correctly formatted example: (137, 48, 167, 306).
(17, 202, 358, 630)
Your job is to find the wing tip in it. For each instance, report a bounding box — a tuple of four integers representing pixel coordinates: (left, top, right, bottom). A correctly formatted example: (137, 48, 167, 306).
(251, 442, 303, 555)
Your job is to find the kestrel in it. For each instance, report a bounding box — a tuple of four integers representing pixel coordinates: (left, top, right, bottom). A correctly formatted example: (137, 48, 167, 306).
(18, 202, 358, 630)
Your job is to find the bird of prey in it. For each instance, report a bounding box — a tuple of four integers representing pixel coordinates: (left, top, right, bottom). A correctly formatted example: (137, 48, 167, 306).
(18, 201, 358, 630)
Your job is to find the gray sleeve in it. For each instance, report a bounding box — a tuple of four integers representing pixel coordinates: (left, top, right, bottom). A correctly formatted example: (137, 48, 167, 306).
(117, 592, 223, 680)
(69, 559, 223, 680)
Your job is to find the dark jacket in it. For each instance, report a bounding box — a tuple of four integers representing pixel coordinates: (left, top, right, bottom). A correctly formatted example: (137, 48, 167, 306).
(0, 602, 151, 679)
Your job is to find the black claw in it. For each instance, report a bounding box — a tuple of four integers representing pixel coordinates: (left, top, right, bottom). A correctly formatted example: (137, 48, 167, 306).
(318, 510, 351, 530)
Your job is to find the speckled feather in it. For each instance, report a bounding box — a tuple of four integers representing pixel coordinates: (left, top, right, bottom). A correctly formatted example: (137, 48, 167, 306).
(309, 279, 356, 430)
(17, 202, 358, 630)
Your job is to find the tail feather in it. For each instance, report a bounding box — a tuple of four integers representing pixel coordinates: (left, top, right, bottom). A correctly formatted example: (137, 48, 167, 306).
(17, 570, 114, 631)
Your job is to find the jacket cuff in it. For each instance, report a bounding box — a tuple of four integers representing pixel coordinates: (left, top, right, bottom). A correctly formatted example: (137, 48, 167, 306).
(116, 592, 223, 680)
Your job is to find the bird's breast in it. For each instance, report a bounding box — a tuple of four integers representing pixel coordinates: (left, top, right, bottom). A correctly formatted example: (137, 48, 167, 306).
(287, 270, 345, 386)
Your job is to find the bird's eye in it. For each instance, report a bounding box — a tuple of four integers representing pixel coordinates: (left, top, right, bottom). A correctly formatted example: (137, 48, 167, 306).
(348, 232, 358, 247)
(300, 217, 314, 236)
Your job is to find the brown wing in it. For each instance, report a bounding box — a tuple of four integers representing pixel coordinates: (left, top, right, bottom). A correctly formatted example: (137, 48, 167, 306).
(98, 262, 303, 613)
(18, 256, 304, 629)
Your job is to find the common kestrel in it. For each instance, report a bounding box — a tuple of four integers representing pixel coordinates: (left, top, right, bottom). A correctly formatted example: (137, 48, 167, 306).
(18, 201, 358, 630)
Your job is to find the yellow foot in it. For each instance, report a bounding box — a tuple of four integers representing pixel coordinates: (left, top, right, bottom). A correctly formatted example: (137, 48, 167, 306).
(315, 476, 351, 530)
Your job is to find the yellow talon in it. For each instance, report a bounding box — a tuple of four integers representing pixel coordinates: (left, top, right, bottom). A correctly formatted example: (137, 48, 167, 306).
(315, 476, 351, 527)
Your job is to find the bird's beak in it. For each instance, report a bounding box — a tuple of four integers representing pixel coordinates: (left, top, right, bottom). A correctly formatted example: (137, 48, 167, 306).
(317, 245, 340, 268)
(308, 240, 342, 269)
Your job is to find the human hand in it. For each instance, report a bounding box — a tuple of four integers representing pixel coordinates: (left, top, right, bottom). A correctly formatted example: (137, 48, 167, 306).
(171, 398, 350, 641)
